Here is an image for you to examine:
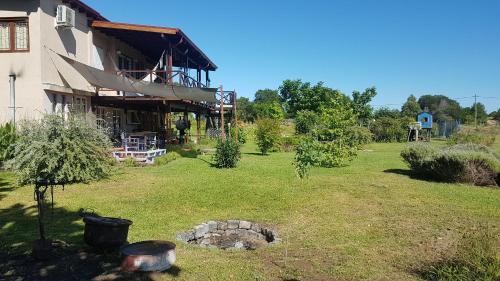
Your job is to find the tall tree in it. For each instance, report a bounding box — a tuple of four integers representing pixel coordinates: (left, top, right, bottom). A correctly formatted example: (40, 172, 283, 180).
(461, 102, 488, 125)
(254, 89, 281, 104)
(417, 95, 462, 121)
(351, 87, 377, 125)
(278, 80, 352, 118)
(401, 95, 422, 118)
(236, 97, 257, 123)
(374, 107, 400, 119)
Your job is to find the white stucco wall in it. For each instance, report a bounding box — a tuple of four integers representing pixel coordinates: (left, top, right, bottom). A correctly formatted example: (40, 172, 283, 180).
(0, 0, 155, 124)
(0, 0, 42, 123)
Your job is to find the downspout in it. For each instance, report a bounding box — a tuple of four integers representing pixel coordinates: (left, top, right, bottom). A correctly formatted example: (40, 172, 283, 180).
(9, 74, 16, 127)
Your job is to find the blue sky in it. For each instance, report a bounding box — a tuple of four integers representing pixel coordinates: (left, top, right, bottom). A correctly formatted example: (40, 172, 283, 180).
(85, 0, 500, 112)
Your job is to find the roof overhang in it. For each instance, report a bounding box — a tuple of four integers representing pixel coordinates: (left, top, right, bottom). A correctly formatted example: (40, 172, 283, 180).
(91, 21, 217, 71)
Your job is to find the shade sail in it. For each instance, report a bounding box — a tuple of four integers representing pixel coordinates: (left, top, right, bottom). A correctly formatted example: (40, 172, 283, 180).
(51, 51, 217, 103)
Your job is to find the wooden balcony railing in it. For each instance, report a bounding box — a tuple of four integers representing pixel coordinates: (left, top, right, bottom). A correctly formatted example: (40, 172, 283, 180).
(117, 69, 208, 88)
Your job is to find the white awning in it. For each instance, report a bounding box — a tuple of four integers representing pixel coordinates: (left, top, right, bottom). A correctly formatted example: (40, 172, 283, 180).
(46, 48, 217, 103)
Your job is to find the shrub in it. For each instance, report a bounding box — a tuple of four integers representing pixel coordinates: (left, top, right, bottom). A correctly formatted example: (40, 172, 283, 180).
(123, 157, 140, 167)
(281, 135, 303, 152)
(448, 130, 496, 147)
(295, 110, 320, 135)
(213, 138, 241, 168)
(154, 151, 181, 166)
(318, 141, 358, 168)
(0, 122, 17, 164)
(230, 126, 247, 144)
(255, 118, 281, 155)
(346, 126, 373, 147)
(401, 143, 499, 186)
(294, 138, 322, 179)
(371, 117, 413, 142)
(8, 115, 112, 185)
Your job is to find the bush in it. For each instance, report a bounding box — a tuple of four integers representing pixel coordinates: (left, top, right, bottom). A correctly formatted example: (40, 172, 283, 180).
(401, 143, 499, 186)
(8, 115, 112, 185)
(0, 122, 17, 165)
(319, 141, 358, 168)
(294, 138, 322, 179)
(346, 126, 373, 146)
(280, 135, 303, 152)
(123, 157, 140, 167)
(154, 151, 181, 165)
(371, 117, 413, 142)
(255, 118, 281, 155)
(448, 130, 496, 147)
(213, 138, 241, 168)
(295, 110, 320, 135)
(230, 126, 247, 144)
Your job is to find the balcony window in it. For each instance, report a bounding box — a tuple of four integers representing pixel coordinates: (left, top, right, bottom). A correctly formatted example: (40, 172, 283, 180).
(0, 18, 29, 52)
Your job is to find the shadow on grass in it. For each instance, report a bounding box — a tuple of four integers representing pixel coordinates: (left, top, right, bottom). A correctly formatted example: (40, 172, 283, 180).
(243, 152, 268, 156)
(383, 168, 412, 177)
(0, 185, 181, 280)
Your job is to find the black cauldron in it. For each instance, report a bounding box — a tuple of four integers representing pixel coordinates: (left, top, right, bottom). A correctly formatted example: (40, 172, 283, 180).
(83, 216, 132, 249)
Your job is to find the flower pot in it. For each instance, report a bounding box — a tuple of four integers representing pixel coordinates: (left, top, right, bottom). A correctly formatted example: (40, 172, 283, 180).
(83, 216, 132, 249)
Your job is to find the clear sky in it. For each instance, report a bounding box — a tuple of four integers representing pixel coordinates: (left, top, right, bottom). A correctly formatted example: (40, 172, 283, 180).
(84, 0, 500, 112)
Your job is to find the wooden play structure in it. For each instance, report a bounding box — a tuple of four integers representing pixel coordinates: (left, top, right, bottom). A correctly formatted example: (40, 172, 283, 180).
(408, 111, 433, 142)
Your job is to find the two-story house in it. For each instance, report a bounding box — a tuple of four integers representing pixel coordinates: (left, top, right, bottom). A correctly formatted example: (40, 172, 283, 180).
(0, 0, 232, 143)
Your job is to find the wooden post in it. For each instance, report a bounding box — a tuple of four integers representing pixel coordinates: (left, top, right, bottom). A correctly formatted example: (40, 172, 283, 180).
(233, 90, 238, 140)
(167, 48, 173, 84)
(196, 112, 201, 143)
(219, 86, 225, 140)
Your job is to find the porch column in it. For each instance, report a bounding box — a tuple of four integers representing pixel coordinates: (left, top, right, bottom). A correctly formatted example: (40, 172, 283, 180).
(167, 46, 173, 84)
(184, 108, 189, 144)
(196, 112, 201, 143)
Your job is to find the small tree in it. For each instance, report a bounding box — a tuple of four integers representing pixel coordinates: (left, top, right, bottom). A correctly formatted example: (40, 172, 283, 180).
(10, 114, 112, 185)
(255, 118, 281, 155)
(8, 114, 112, 257)
(213, 138, 241, 168)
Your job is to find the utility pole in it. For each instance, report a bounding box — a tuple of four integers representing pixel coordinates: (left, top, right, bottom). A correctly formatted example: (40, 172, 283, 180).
(473, 94, 478, 128)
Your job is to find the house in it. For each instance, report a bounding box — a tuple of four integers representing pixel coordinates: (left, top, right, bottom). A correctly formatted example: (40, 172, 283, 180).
(0, 0, 234, 147)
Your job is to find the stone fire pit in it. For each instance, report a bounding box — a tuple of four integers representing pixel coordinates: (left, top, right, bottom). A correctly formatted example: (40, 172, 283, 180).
(176, 220, 280, 250)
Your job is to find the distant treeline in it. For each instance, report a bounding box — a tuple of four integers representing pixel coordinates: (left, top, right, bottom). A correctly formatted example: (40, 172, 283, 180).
(237, 79, 499, 126)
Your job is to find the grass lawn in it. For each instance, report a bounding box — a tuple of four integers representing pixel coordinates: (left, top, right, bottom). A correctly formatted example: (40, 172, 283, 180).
(1, 139, 499, 280)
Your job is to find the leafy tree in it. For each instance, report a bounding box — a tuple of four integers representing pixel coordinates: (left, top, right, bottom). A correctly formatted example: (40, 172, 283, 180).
(295, 110, 320, 135)
(490, 108, 500, 123)
(255, 118, 281, 155)
(279, 80, 353, 118)
(236, 97, 257, 123)
(351, 87, 377, 125)
(253, 101, 285, 120)
(461, 102, 488, 125)
(401, 95, 422, 118)
(418, 95, 462, 121)
(8, 114, 112, 185)
(374, 107, 400, 119)
(254, 89, 281, 104)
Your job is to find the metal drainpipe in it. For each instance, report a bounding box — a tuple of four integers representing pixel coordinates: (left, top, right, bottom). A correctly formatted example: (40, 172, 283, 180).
(9, 74, 16, 127)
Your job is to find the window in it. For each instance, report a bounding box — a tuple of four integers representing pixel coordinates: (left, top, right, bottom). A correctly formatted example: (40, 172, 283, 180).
(69, 96, 87, 115)
(0, 18, 29, 52)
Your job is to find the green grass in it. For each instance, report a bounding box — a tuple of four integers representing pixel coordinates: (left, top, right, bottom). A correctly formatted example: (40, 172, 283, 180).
(1, 139, 499, 280)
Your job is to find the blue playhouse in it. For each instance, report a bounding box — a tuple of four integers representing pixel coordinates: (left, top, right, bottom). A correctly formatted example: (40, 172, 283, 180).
(417, 112, 433, 129)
